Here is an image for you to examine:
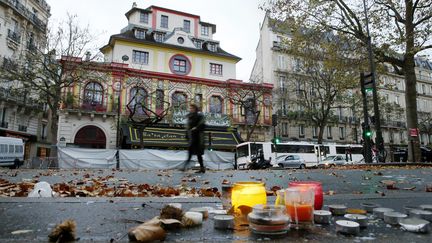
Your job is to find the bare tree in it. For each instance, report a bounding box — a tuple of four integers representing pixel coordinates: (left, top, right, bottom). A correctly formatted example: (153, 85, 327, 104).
(0, 14, 101, 157)
(264, 0, 432, 161)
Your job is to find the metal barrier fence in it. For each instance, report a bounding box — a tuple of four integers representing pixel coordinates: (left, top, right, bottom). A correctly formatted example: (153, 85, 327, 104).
(22, 157, 59, 169)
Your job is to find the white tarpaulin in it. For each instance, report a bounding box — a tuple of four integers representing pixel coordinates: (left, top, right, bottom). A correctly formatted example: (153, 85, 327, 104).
(58, 148, 235, 170)
(58, 148, 117, 168)
(120, 149, 235, 170)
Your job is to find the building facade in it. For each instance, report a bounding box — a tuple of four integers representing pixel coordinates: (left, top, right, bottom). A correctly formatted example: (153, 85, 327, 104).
(0, 0, 51, 159)
(252, 14, 432, 153)
(57, 4, 273, 151)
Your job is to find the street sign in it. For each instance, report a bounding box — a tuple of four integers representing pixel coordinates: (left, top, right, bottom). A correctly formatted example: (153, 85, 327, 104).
(409, 128, 419, 137)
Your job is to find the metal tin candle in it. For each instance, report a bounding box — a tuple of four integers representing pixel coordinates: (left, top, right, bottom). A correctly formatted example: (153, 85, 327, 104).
(336, 220, 360, 235)
(213, 215, 234, 230)
(314, 210, 332, 224)
(383, 212, 407, 225)
(361, 202, 380, 213)
(399, 218, 431, 233)
(231, 182, 267, 215)
(328, 204, 347, 216)
(344, 214, 368, 228)
(373, 207, 394, 219)
(289, 181, 323, 210)
(409, 209, 432, 222)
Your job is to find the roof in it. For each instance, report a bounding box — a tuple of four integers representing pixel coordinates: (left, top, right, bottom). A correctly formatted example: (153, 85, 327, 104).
(100, 30, 241, 61)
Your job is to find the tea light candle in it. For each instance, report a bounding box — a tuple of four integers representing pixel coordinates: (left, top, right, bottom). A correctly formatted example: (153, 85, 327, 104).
(399, 218, 431, 233)
(373, 207, 394, 219)
(409, 209, 432, 222)
(344, 214, 368, 228)
(314, 210, 332, 224)
(383, 212, 407, 225)
(419, 204, 432, 212)
(346, 208, 367, 215)
(184, 212, 203, 225)
(213, 215, 234, 229)
(361, 202, 380, 213)
(168, 203, 182, 209)
(189, 207, 209, 219)
(335, 220, 360, 235)
(328, 204, 347, 216)
(403, 205, 419, 214)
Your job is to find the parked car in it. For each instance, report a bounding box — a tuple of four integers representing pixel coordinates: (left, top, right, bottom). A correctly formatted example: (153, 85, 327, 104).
(392, 146, 432, 162)
(318, 155, 347, 167)
(276, 155, 306, 169)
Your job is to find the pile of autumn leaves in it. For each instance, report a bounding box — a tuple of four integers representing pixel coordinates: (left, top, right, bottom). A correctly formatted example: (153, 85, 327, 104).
(0, 174, 222, 198)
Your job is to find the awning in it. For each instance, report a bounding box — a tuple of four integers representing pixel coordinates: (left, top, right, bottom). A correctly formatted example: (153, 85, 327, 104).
(0, 129, 38, 142)
(121, 124, 243, 151)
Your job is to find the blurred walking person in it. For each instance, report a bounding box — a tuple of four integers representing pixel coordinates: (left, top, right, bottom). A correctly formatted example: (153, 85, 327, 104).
(183, 104, 206, 173)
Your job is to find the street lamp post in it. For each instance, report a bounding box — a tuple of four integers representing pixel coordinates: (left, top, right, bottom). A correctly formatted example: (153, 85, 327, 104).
(362, 0, 385, 162)
(116, 55, 129, 169)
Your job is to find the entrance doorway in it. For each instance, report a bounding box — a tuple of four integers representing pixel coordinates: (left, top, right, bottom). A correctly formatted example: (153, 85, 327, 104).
(74, 125, 106, 148)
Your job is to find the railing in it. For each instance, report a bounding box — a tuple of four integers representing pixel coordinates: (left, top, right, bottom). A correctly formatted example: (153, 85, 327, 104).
(81, 102, 107, 112)
(1, 0, 47, 32)
(0, 122, 8, 128)
(0, 87, 43, 110)
(381, 120, 406, 128)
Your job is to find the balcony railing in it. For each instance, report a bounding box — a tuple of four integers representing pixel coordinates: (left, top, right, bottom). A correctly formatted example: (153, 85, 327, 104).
(81, 102, 107, 112)
(0, 87, 43, 110)
(1, 0, 48, 32)
(0, 122, 8, 128)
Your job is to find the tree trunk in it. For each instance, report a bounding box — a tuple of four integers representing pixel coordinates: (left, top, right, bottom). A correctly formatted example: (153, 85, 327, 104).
(49, 111, 58, 159)
(317, 123, 325, 144)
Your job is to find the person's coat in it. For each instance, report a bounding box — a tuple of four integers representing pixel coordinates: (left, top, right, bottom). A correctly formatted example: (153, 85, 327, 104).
(186, 112, 205, 155)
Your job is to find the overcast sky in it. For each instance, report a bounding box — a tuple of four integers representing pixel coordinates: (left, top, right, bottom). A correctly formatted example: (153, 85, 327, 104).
(45, 0, 266, 82)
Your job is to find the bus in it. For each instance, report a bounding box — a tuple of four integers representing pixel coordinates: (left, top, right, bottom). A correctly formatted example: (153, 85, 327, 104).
(235, 141, 364, 169)
(0, 137, 24, 168)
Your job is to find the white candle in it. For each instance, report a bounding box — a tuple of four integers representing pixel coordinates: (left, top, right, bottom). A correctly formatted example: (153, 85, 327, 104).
(399, 218, 431, 233)
(344, 214, 368, 228)
(213, 215, 234, 229)
(373, 207, 394, 219)
(361, 202, 380, 213)
(168, 203, 182, 209)
(383, 212, 407, 225)
(314, 210, 332, 224)
(419, 204, 432, 212)
(336, 220, 360, 235)
(409, 209, 432, 222)
(189, 207, 209, 219)
(328, 204, 347, 216)
(403, 205, 419, 214)
(184, 212, 203, 225)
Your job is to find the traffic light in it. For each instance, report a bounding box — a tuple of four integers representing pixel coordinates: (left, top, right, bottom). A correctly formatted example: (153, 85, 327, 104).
(361, 72, 374, 94)
(272, 136, 281, 144)
(365, 130, 372, 138)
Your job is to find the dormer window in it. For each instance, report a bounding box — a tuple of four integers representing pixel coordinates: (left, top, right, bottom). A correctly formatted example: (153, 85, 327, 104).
(208, 43, 217, 52)
(140, 12, 149, 24)
(161, 15, 168, 28)
(183, 20, 191, 33)
(135, 29, 146, 39)
(193, 39, 202, 49)
(155, 32, 165, 42)
(201, 26, 209, 36)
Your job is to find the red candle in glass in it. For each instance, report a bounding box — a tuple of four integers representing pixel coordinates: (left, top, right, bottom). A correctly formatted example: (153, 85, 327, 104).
(289, 181, 323, 210)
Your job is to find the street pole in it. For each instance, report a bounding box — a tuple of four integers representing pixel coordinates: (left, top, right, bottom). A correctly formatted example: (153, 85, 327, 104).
(362, 0, 385, 162)
(116, 55, 129, 169)
(360, 73, 372, 163)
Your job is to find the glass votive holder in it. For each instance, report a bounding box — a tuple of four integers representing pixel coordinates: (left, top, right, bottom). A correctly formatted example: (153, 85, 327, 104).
(221, 184, 233, 210)
(231, 182, 267, 215)
(289, 181, 323, 210)
(285, 187, 314, 227)
(248, 204, 290, 235)
(275, 189, 285, 206)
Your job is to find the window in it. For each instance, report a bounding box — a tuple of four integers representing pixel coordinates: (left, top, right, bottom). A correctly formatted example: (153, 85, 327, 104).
(209, 96, 222, 114)
(169, 55, 191, 75)
(282, 123, 288, 137)
(278, 55, 285, 69)
(208, 43, 217, 52)
(210, 63, 223, 75)
(193, 39, 202, 49)
(183, 20, 191, 33)
(313, 127, 318, 138)
(299, 125, 305, 137)
(155, 33, 165, 42)
(327, 126, 333, 138)
(339, 127, 345, 139)
(201, 25, 209, 36)
(135, 29, 146, 39)
(172, 92, 187, 111)
(132, 50, 149, 65)
(161, 15, 168, 28)
(279, 76, 286, 91)
(9, 145, 14, 153)
(177, 37, 184, 44)
(140, 12, 149, 23)
(41, 124, 47, 140)
(84, 82, 103, 105)
(156, 89, 164, 111)
(130, 87, 148, 114)
(195, 94, 203, 109)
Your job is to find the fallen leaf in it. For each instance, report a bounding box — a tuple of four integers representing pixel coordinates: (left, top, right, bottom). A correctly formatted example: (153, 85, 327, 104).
(402, 186, 416, 190)
(222, 179, 230, 185)
(11, 229, 33, 235)
(128, 223, 165, 242)
(48, 219, 76, 242)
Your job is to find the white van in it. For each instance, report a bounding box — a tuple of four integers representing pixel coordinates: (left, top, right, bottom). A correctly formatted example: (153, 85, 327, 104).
(0, 137, 24, 168)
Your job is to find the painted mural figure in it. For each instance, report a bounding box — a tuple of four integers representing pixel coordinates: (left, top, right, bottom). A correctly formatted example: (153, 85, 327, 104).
(183, 104, 206, 173)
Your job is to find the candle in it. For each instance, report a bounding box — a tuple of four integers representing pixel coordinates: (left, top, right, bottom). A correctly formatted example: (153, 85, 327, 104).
(335, 220, 360, 235)
(189, 207, 209, 219)
(373, 207, 394, 219)
(314, 210, 332, 224)
(168, 203, 182, 209)
(231, 182, 267, 215)
(409, 209, 432, 222)
(361, 202, 380, 213)
(248, 205, 290, 235)
(184, 212, 203, 225)
(328, 204, 347, 216)
(383, 212, 407, 225)
(346, 208, 367, 215)
(419, 204, 432, 212)
(286, 204, 314, 223)
(399, 218, 431, 233)
(221, 185, 233, 210)
(289, 181, 323, 210)
(403, 205, 419, 214)
(213, 215, 234, 229)
(344, 214, 368, 228)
